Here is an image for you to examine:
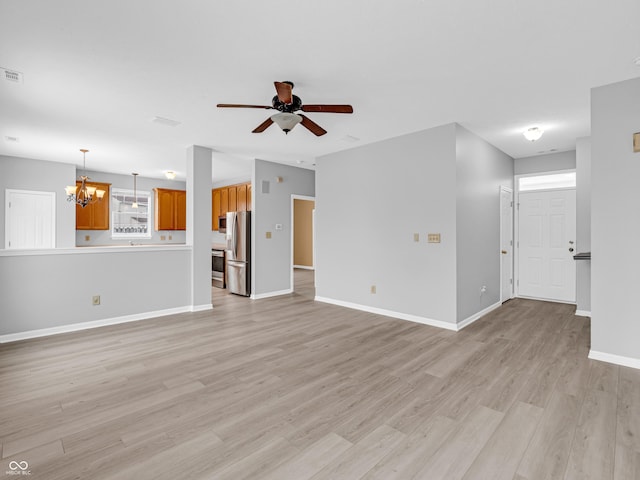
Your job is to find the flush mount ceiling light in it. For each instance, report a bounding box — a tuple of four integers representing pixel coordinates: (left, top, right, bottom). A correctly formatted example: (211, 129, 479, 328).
(164, 170, 176, 180)
(65, 149, 105, 208)
(271, 112, 302, 134)
(523, 127, 544, 142)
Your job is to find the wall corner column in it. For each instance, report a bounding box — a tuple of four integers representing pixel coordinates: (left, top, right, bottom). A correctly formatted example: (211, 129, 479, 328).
(186, 145, 213, 311)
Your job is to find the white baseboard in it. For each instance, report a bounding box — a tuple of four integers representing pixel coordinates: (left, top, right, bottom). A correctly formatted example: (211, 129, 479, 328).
(293, 265, 315, 270)
(575, 309, 591, 317)
(589, 350, 640, 370)
(0, 306, 194, 344)
(457, 301, 502, 330)
(190, 304, 213, 312)
(251, 289, 293, 300)
(314, 296, 458, 331)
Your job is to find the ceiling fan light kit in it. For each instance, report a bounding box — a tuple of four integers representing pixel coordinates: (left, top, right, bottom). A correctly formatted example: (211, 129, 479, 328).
(217, 81, 353, 137)
(523, 126, 544, 142)
(271, 112, 302, 134)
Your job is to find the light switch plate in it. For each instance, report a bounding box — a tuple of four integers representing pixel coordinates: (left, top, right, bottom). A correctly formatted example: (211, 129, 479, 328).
(413, 233, 419, 242)
(634, 132, 640, 153)
(266, 231, 272, 239)
(428, 233, 441, 243)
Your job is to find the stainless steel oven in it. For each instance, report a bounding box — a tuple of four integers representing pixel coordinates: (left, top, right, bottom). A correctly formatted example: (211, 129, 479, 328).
(212, 249, 225, 288)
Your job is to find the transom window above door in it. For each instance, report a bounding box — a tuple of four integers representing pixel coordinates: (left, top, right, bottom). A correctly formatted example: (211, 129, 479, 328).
(518, 172, 576, 191)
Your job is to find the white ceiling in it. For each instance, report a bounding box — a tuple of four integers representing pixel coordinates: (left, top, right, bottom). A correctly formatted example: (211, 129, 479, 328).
(1, 0, 639, 182)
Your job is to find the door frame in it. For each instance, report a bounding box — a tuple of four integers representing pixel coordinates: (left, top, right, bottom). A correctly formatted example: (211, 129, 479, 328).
(514, 169, 576, 300)
(500, 186, 514, 303)
(290, 194, 316, 291)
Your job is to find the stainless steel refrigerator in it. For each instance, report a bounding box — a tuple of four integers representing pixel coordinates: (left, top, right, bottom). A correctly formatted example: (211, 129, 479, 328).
(225, 211, 251, 296)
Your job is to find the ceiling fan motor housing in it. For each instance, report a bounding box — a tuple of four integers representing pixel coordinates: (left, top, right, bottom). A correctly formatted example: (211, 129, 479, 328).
(272, 94, 302, 112)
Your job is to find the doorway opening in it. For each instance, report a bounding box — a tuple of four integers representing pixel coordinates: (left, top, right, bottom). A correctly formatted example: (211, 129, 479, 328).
(291, 195, 315, 296)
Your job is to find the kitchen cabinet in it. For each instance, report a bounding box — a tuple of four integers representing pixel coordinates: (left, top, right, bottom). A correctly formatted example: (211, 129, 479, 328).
(75, 181, 111, 230)
(228, 185, 237, 213)
(237, 184, 247, 212)
(211, 181, 251, 230)
(154, 188, 186, 231)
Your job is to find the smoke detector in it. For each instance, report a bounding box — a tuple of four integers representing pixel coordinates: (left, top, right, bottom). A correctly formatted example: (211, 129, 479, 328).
(1, 67, 23, 84)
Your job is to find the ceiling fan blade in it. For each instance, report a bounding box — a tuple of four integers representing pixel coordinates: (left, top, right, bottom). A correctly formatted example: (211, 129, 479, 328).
(217, 104, 273, 109)
(299, 115, 327, 137)
(274, 81, 293, 104)
(252, 117, 274, 133)
(301, 104, 354, 114)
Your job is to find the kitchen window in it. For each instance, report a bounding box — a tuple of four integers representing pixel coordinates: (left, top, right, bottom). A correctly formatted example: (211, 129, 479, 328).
(111, 188, 151, 238)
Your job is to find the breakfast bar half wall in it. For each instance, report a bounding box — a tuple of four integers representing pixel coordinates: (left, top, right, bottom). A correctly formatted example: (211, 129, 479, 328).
(0, 245, 193, 342)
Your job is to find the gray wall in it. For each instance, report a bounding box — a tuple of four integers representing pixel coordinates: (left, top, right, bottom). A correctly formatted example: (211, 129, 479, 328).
(591, 76, 640, 362)
(76, 170, 187, 246)
(455, 125, 514, 322)
(0, 155, 76, 248)
(575, 137, 591, 313)
(252, 159, 315, 296)
(514, 150, 576, 175)
(315, 124, 459, 325)
(0, 248, 191, 336)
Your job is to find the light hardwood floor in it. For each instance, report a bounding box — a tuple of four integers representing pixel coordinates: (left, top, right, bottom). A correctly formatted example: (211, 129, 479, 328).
(1, 269, 639, 479)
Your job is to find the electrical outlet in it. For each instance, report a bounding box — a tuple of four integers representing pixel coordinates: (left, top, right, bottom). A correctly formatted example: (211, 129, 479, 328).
(85, 235, 90, 241)
(275, 224, 283, 231)
(428, 233, 441, 243)
(370, 285, 376, 294)
(480, 286, 487, 294)
(92, 295, 101, 306)
(160, 235, 166, 241)
(168, 235, 172, 240)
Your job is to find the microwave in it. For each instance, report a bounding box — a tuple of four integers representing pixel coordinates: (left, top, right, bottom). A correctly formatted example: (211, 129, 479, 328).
(218, 215, 227, 233)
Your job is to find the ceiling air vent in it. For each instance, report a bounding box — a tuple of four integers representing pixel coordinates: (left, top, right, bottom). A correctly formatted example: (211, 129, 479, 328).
(152, 116, 181, 127)
(2, 68, 23, 83)
(4, 136, 20, 143)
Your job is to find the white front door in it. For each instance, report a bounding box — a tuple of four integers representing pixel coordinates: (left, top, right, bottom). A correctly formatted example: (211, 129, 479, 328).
(518, 189, 576, 302)
(5, 189, 56, 249)
(500, 187, 513, 302)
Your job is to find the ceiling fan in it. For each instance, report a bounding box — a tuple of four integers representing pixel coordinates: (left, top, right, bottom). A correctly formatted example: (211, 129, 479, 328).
(217, 81, 353, 137)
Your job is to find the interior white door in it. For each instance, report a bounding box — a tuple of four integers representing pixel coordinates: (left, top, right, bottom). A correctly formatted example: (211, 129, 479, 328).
(5, 189, 56, 249)
(518, 189, 576, 302)
(500, 187, 513, 302)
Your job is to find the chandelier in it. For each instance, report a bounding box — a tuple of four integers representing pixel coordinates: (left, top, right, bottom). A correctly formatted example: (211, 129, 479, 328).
(65, 149, 105, 208)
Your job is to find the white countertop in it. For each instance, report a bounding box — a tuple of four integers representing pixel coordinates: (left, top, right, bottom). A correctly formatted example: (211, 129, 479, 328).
(0, 244, 191, 257)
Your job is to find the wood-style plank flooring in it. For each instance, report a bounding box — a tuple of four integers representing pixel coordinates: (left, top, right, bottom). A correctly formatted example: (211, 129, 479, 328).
(1, 269, 639, 479)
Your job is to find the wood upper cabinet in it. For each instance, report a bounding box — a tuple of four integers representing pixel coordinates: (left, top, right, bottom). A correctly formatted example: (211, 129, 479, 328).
(237, 184, 247, 212)
(154, 188, 186, 231)
(175, 190, 187, 230)
(75, 181, 111, 230)
(212, 189, 221, 230)
(211, 181, 251, 230)
(220, 188, 229, 216)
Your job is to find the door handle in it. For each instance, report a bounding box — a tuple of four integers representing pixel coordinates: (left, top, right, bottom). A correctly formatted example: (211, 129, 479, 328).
(569, 247, 574, 252)
(501, 250, 508, 254)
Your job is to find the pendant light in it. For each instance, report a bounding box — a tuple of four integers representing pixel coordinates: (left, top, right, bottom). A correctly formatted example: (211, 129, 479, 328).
(131, 173, 139, 209)
(65, 149, 105, 208)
